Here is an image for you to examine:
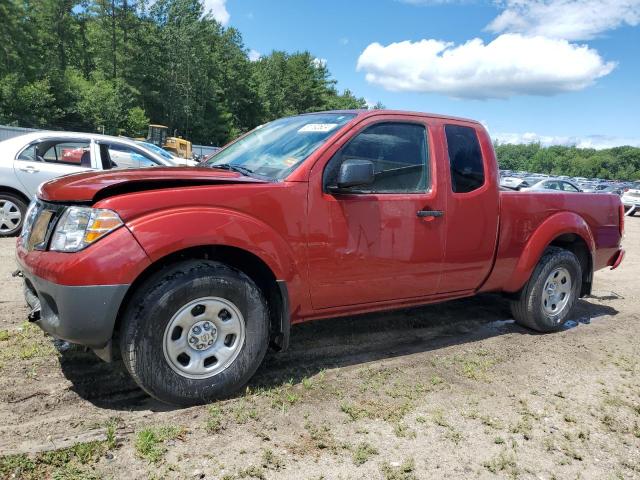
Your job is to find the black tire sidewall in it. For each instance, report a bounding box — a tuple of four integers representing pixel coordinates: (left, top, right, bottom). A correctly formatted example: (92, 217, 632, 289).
(0, 193, 27, 237)
(527, 251, 582, 331)
(120, 261, 269, 406)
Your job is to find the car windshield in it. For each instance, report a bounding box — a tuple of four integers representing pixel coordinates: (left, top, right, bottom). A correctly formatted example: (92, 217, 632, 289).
(137, 141, 173, 161)
(204, 113, 356, 179)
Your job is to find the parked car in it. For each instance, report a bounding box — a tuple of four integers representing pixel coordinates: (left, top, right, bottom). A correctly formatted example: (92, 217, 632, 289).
(521, 178, 582, 192)
(500, 176, 525, 189)
(16, 110, 624, 405)
(136, 141, 199, 166)
(622, 183, 640, 215)
(0, 131, 190, 236)
(594, 184, 623, 195)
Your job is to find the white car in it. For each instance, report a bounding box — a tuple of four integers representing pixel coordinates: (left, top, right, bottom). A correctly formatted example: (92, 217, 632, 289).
(622, 184, 640, 216)
(0, 131, 191, 236)
(136, 141, 199, 166)
(521, 178, 582, 193)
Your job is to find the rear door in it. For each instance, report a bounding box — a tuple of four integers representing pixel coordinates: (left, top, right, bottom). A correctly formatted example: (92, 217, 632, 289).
(306, 116, 447, 309)
(437, 123, 500, 293)
(13, 139, 96, 197)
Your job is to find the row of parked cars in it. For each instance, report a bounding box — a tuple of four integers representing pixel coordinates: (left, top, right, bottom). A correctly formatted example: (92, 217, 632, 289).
(0, 131, 207, 237)
(500, 170, 640, 215)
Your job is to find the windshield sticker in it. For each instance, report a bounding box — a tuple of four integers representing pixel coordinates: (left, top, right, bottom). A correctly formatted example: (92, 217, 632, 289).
(298, 123, 339, 133)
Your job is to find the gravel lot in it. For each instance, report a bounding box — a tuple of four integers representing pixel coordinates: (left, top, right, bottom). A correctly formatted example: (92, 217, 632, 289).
(0, 218, 638, 479)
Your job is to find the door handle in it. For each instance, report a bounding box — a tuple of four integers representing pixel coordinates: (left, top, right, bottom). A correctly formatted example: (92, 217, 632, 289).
(417, 210, 444, 218)
(19, 166, 39, 173)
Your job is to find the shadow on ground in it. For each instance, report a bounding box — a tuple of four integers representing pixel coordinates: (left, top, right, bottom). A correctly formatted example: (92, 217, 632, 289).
(58, 294, 618, 411)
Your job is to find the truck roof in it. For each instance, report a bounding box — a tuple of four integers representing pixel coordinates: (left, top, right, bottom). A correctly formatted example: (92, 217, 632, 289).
(301, 109, 482, 125)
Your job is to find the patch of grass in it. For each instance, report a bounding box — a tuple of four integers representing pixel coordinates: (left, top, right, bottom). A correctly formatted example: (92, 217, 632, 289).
(483, 451, 519, 478)
(480, 415, 503, 430)
(135, 425, 185, 464)
(206, 405, 224, 433)
(0, 439, 111, 480)
(393, 422, 416, 439)
(452, 350, 499, 381)
(494, 436, 505, 444)
(261, 449, 284, 471)
(380, 458, 416, 480)
(0, 322, 58, 367)
(430, 375, 444, 386)
(340, 398, 414, 424)
(233, 399, 260, 424)
(353, 442, 378, 466)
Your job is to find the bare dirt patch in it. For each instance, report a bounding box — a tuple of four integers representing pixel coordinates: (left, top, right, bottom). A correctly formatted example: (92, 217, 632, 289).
(0, 220, 638, 479)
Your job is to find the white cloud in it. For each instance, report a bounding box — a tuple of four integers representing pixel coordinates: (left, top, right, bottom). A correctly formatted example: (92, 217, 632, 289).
(202, 0, 230, 25)
(356, 34, 615, 99)
(493, 131, 640, 149)
(487, 0, 640, 40)
(248, 49, 261, 62)
(312, 57, 328, 68)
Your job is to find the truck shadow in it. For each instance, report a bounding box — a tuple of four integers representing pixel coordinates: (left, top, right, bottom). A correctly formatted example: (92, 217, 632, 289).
(57, 294, 618, 411)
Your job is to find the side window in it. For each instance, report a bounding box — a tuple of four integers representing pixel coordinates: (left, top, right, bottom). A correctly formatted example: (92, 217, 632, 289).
(104, 144, 159, 169)
(19, 141, 92, 167)
(325, 122, 429, 193)
(17, 145, 37, 161)
(562, 182, 579, 192)
(445, 125, 484, 193)
(544, 181, 560, 190)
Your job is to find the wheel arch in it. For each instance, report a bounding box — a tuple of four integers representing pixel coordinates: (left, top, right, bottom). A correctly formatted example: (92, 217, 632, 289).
(114, 244, 290, 353)
(504, 212, 595, 295)
(0, 185, 30, 205)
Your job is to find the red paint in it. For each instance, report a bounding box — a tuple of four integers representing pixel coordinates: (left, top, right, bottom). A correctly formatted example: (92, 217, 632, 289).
(19, 110, 624, 326)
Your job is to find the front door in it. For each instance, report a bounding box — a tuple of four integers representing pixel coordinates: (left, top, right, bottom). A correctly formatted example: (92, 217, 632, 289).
(306, 118, 446, 309)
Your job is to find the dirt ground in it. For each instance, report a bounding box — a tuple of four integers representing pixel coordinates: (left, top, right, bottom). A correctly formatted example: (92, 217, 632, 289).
(0, 219, 638, 480)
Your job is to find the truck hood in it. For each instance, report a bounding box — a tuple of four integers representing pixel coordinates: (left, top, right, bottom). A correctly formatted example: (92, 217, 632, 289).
(38, 167, 267, 203)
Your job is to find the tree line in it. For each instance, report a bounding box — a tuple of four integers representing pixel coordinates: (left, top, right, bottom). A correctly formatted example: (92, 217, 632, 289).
(495, 143, 640, 181)
(0, 0, 377, 145)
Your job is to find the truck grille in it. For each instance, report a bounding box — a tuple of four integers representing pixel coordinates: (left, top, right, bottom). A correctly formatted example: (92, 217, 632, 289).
(21, 201, 66, 251)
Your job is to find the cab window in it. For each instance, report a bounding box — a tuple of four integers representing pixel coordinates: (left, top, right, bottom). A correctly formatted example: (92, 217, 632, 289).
(324, 122, 429, 193)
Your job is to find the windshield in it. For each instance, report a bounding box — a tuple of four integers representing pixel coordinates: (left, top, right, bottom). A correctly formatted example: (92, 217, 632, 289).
(137, 141, 174, 161)
(205, 113, 356, 179)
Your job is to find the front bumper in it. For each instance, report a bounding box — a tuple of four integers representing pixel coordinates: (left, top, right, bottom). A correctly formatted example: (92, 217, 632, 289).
(22, 269, 128, 350)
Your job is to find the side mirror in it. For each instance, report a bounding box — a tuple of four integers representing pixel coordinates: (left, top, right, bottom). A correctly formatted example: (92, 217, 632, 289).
(330, 159, 374, 191)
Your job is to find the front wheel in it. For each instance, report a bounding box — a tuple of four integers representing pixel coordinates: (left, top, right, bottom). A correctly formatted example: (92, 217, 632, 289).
(510, 247, 582, 332)
(0, 193, 26, 237)
(119, 260, 269, 406)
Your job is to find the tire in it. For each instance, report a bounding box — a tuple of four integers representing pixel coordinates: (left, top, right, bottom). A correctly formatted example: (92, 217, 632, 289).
(119, 260, 269, 406)
(510, 247, 582, 332)
(0, 193, 27, 237)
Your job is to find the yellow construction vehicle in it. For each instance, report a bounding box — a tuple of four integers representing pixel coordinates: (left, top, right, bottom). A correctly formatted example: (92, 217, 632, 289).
(146, 124, 192, 159)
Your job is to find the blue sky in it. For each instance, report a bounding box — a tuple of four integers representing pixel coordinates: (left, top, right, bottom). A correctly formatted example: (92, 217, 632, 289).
(207, 0, 640, 148)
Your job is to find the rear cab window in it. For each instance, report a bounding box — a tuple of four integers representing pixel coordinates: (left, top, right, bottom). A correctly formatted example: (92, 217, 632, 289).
(445, 125, 485, 193)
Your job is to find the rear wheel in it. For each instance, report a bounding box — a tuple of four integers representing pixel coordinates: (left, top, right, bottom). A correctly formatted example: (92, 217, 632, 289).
(0, 193, 26, 237)
(510, 247, 582, 332)
(119, 260, 269, 406)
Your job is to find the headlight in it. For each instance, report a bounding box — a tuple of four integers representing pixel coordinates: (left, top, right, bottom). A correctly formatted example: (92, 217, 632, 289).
(50, 207, 123, 252)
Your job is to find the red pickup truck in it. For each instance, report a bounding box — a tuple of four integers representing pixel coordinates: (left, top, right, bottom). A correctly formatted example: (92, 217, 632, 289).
(16, 110, 624, 405)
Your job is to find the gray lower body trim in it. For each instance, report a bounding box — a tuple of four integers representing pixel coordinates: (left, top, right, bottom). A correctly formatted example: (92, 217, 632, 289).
(22, 271, 128, 350)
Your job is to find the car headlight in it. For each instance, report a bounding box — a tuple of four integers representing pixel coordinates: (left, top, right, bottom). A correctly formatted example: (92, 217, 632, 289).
(50, 206, 123, 252)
